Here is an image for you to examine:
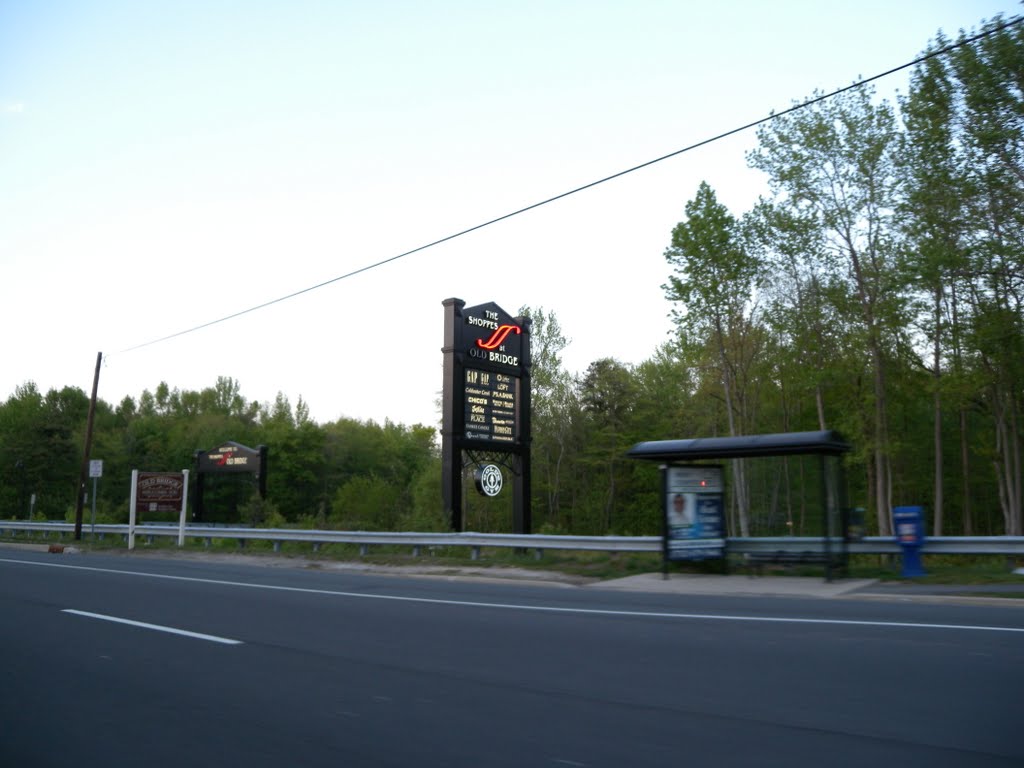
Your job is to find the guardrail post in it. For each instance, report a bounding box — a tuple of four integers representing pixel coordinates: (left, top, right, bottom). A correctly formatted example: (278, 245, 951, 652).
(146, 535, 153, 545)
(238, 539, 246, 549)
(204, 537, 211, 548)
(534, 549, 543, 561)
(359, 544, 368, 556)
(412, 545, 421, 557)
(312, 542, 321, 553)
(273, 541, 282, 553)
(471, 546, 480, 561)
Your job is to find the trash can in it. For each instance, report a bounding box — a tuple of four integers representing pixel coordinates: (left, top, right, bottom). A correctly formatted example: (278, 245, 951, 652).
(893, 505, 926, 578)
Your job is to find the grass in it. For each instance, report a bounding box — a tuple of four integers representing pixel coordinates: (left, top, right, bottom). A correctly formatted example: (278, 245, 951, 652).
(3, 530, 1023, 587)
(727, 554, 1024, 586)
(846, 554, 1024, 585)
(0, 529, 665, 580)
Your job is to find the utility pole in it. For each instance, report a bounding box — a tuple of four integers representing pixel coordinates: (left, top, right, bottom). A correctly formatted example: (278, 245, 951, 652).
(74, 352, 102, 540)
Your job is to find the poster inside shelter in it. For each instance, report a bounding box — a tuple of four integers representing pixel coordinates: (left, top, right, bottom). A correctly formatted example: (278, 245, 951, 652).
(665, 465, 725, 560)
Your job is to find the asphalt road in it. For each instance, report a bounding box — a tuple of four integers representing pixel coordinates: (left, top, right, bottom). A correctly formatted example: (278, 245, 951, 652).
(2, 549, 1022, 767)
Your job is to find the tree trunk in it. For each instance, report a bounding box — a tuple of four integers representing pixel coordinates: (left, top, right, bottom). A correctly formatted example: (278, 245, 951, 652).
(1012, 403, 1022, 536)
(605, 448, 616, 534)
(717, 325, 750, 536)
(960, 407, 973, 535)
(993, 391, 1022, 536)
(815, 384, 826, 431)
(846, 235, 892, 537)
(933, 384, 943, 536)
(866, 460, 876, 535)
(933, 284, 944, 536)
(872, 341, 892, 537)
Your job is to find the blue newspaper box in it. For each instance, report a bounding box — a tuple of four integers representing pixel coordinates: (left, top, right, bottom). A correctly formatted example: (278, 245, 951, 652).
(893, 505, 926, 577)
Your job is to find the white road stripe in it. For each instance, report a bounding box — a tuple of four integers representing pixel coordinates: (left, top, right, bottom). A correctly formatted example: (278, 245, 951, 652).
(3, 557, 1022, 635)
(62, 608, 243, 645)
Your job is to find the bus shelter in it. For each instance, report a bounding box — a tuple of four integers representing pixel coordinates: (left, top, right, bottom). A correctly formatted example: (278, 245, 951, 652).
(627, 430, 852, 580)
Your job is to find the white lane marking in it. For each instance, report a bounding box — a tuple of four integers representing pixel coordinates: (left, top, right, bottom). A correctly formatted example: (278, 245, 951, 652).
(3, 558, 1022, 635)
(62, 609, 243, 645)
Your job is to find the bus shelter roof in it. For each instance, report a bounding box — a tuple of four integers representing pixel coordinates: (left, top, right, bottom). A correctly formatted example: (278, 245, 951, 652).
(627, 430, 850, 462)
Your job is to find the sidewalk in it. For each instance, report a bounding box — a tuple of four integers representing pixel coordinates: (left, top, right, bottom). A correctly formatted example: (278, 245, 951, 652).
(592, 572, 1024, 603)
(592, 573, 876, 598)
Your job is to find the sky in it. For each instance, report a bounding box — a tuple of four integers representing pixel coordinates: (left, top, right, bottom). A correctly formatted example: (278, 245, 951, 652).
(2, 0, 1019, 430)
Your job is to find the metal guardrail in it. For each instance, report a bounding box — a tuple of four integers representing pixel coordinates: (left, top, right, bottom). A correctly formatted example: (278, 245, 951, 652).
(732, 536, 1024, 556)
(1, 521, 1023, 558)
(0, 521, 662, 559)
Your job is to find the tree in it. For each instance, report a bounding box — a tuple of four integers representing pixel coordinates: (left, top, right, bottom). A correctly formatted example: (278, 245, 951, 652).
(749, 86, 906, 535)
(519, 305, 577, 530)
(950, 17, 1024, 535)
(261, 393, 326, 522)
(663, 181, 765, 535)
(578, 357, 636, 533)
(899, 37, 972, 535)
(894, 16, 1024, 535)
(630, 341, 698, 439)
(747, 200, 844, 432)
(0, 383, 90, 519)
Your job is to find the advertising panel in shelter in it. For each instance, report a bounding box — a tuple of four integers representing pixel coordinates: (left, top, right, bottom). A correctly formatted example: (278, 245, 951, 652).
(664, 465, 725, 560)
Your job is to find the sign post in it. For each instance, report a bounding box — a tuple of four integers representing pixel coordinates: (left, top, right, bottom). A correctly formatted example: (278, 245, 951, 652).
(88, 459, 103, 536)
(177, 470, 190, 547)
(128, 470, 138, 550)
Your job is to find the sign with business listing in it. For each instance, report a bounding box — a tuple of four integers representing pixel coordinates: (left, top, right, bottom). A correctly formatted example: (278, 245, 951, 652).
(457, 301, 524, 446)
(128, 469, 190, 551)
(441, 298, 532, 533)
(135, 471, 186, 514)
(464, 368, 518, 443)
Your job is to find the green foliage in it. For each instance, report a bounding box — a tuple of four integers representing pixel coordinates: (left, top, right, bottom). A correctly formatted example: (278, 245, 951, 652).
(522, 305, 582, 533)
(0, 375, 444, 534)
(238, 492, 285, 529)
(330, 475, 402, 531)
(0, 383, 90, 519)
(399, 462, 449, 532)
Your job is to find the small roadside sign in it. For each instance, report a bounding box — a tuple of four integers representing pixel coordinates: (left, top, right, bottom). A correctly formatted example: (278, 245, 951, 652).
(89, 460, 103, 478)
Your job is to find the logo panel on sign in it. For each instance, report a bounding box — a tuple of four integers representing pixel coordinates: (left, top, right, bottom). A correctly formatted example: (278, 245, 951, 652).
(475, 464, 503, 497)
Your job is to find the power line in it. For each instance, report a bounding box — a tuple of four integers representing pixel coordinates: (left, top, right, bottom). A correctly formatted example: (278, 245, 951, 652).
(115, 14, 1023, 356)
